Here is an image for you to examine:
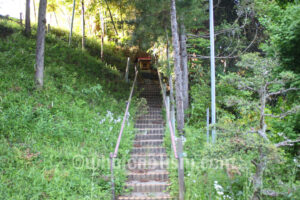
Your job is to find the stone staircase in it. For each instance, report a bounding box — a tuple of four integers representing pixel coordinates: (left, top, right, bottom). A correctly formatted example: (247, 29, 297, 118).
(118, 79, 174, 200)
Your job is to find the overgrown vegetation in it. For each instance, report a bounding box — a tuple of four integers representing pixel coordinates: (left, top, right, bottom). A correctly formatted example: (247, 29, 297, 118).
(0, 20, 137, 199)
(177, 0, 300, 199)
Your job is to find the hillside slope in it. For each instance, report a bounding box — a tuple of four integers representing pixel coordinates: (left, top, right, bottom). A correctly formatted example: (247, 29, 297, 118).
(0, 20, 136, 199)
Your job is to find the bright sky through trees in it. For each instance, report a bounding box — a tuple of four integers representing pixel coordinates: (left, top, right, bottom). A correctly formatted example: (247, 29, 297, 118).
(0, 0, 25, 18)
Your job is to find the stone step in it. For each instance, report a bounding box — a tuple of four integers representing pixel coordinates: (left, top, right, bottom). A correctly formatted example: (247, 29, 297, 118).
(136, 117, 163, 121)
(135, 120, 164, 124)
(135, 128, 165, 135)
(135, 129, 165, 134)
(134, 140, 164, 146)
(140, 92, 161, 94)
(142, 97, 162, 100)
(145, 107, 162, 110)
(140, 87, 160, 89)
(139, 112, 163, 116)
(135, 134, 165, 140)
(140, 91, 161, 93)
(131, 147, 166, 154)
(130, 153, 168, 161)
(137, 114, 163, 118)
(125, 181, 170, 193)
(120, 79, 172, 200)
(145, 105, 162, 108)
(144, 111, 162, 114)
(118, 194, 173, 200)
(127, 170, 169, 181)
(135, 124, 164, 129)
(127, 162, 168, 170)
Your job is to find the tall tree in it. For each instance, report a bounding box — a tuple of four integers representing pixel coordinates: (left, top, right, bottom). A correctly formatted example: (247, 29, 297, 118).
(25, 0, 31, 36)
(33, 0, 37, 22)
(68, 0, 76, 46)
(180, 23, 189, 111)
(99, 6, 105, 60)
(81, 0, 86, 50)
(35, 0, 48, 88)
(223, 53, 299, 200)
(104, 0, 118, 36)
(165, 27, 175, 131)
(170, 0, 184, 133)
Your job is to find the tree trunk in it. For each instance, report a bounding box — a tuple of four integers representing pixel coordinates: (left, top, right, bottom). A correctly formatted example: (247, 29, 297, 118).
(35, 0, 47, 88)
(104, 0, 118, 36)
(20, 13, 23, 26)
(180, 23, 189, 111)
(252, 148, 267, 200)
(252, 87, 268, 199)
(119, 2, 125, 37)
(68, 0, 76, 46)
(99, 7, 105, 60)
(33, 0, 37, 22)
(165, 28, 175, 131)
(25, 0, 31, 36)
(170, 0, 184, 133)
(259, 86, 268, 140)
(53, 12, 59, 26)
(81, 0, 85, 50)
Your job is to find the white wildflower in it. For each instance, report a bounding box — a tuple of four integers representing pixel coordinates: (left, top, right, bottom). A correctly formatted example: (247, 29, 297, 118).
(214, 181, 224, 196)
(114, 117, 122, 124)
(99, 118, 106, 124)
(106, 111, 114, 122)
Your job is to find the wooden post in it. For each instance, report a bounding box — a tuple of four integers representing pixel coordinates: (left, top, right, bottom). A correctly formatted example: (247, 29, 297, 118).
(110, 153, 115, 200)
(125, 57, 130, 83)
(163, 83, 167, 103)
(81, 0, 86, 50)
(20, 13, 23, 26)
(69, 0, 76, 46)
(47, 24, 51, 33)
(207, 108, 210, 143)
(177, 137, 185, 200)
(166, 96, 170, 129)
(171, 104, 176, 134)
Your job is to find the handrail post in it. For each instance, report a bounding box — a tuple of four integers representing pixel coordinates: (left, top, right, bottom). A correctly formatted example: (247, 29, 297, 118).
(207, 108, 210, 143)
(125, 57, 130, 83)
(20, 13, 23, 27)
(171, 105, 176, 135)
(177, 137, 185, 200)
(166, 96, 170, 128)
(166, 95, 172, 152)
(158, 71, 185, 199)
(158, 72, 178, 158)
(110, 153, 115, 200)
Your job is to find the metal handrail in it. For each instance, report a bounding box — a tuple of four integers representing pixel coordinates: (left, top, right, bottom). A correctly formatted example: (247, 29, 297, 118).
(158, 71, 185, 200)
(158, 72, 178, 159)
(110, 70, 138, 200)
(111, 70, 138, 158)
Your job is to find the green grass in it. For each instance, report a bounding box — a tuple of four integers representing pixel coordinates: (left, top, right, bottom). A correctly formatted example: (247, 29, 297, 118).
(0, 19, 138, 199)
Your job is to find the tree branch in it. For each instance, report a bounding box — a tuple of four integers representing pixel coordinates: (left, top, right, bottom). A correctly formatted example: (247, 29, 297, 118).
(267, 88, 299, 97)
(189, 25, 258, 59)
(262, 189, 281, 197)
(258, 128, 269, 142)
(275, 138, 300, 148)
(264, 106, 300, 119)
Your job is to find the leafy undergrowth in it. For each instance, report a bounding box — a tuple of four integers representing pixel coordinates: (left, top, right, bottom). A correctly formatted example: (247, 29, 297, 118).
(0, 20, 138, 199)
